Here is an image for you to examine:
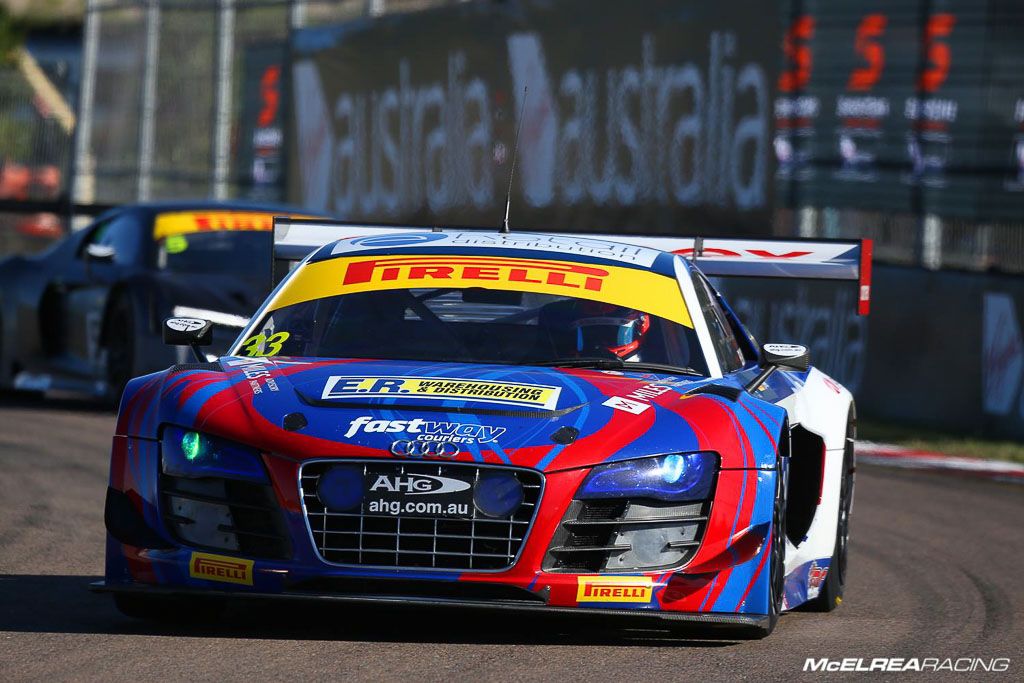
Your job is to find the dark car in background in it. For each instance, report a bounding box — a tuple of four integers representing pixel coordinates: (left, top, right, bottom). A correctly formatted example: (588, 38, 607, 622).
(0, 201, 316, 402)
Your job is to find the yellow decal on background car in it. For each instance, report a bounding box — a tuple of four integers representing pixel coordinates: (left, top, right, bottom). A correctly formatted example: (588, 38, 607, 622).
(153, 211, 278, 239)
(576, 576, 654, 603)
(241, 331, 290, 357)
(266, 254, 693, 327)
(189, 552, 254, 586)
(154, 211, 319, 240)
(164, 234, 189, 254)
(321, 376, 562, 410)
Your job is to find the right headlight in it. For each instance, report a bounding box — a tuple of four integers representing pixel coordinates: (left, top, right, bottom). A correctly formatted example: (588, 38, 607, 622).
(544, 452, 718, 573)
(576, 452, 716, 502)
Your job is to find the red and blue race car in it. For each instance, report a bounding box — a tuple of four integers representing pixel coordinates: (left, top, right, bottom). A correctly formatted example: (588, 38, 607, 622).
(96, 221, 870, 638)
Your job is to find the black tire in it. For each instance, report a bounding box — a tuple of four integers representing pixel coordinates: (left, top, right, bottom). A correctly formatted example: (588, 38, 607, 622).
(114, 593, 225, 623)
(805, 407, 856, 612)
(0, 313, 42, 400)
(103, 294, 135, 405)
(739, 456, 787, 639)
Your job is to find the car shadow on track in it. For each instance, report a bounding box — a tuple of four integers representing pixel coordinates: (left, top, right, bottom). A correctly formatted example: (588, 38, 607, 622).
(0, 574, 739, 647)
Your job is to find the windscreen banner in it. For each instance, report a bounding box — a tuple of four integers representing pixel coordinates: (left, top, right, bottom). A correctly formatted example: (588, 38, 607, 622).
(288, 0, 780, 233)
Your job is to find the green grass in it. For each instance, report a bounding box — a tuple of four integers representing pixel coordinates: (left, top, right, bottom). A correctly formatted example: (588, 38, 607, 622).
(858, 419, 1024, 465)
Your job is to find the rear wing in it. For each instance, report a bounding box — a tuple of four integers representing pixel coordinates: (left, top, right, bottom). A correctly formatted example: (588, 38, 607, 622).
(272, 217, 872, 315)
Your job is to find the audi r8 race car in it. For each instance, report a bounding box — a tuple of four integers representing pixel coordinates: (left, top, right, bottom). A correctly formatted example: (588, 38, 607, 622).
(0, 201, 317, 402)
(96, 221, 871, 638)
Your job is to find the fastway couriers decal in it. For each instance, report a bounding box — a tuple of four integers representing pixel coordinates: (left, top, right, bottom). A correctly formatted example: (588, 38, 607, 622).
(322, 376, 562, 409)
(344, 416, 506, 443)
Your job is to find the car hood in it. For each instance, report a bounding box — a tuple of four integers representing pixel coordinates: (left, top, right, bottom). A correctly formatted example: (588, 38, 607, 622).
(120, 358, 783, 471)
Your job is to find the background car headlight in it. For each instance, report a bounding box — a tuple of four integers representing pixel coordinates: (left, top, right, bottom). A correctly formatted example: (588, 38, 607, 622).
(576, 452, 716, 502)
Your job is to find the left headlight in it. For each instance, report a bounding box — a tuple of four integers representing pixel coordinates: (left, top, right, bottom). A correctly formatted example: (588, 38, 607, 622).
(160, 427, 281, 556)
(161, 426, 268, 484)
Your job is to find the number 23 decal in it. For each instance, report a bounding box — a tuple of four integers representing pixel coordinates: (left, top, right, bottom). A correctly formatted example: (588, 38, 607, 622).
(241, 331, 290, 357)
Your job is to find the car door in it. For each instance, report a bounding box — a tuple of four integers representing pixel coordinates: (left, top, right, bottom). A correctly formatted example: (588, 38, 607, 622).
(52, 212, 145, 376)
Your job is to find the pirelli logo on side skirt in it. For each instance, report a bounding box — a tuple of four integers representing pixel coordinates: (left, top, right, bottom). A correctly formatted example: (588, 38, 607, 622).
(189, 552, 254, 586)
(576, 576, 654, 603)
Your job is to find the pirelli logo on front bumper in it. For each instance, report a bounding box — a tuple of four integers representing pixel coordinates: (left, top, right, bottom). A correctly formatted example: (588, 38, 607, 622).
(576, 576, 654, 603)
(189, 552, 254, 586)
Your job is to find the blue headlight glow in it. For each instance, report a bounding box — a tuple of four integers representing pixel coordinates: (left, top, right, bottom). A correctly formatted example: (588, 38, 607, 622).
(161, 426, 268, 483)
(577, 453, 717, 502)
(317, 465, 364, 511)
(473, 471, 525, 518)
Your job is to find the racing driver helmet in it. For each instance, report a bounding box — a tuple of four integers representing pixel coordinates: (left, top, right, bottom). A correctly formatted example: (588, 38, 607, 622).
(567, 301, 651, 360)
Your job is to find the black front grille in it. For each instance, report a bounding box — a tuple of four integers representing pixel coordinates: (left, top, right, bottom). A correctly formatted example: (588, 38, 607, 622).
(160, 474, 291, 560)
(543, 499, 711, 573)
(300, 461, 543, 571)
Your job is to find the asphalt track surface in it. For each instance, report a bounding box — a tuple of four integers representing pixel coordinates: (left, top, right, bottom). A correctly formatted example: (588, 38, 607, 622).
(1, 394, 1021, 682)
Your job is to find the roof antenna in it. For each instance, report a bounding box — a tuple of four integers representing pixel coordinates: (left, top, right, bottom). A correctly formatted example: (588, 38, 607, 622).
(500, 86, 528, 234)
(691, 236, 704, 263)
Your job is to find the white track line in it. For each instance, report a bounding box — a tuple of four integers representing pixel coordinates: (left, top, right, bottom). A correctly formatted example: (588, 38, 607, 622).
(856, 440, 1024, 483)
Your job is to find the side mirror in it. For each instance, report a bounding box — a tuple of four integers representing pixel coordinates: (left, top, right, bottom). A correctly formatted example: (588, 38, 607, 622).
(745, 342, 810, 393)
(761, 343, 810, 372)
(164, 317, 213, 362)
(84, 243, 116, 262)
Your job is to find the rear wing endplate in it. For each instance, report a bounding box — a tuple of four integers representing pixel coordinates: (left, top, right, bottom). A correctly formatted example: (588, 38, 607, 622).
(272, 218, 872, 315)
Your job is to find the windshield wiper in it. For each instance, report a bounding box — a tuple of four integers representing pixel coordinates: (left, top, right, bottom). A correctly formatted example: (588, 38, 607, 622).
(534, 357, 703, 377)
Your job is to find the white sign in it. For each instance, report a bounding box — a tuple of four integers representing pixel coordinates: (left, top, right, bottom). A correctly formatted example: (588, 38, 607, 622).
(602, 396, 650, 414)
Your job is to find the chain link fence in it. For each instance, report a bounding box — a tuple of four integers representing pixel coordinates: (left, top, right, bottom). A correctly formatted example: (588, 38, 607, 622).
(0, 43, 78, 254)
(61, 0, 1024, 276)
(74, 0, 452, 209)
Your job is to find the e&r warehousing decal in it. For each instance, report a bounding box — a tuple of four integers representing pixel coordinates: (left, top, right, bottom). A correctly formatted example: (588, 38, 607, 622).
(321, 376, 562, 410)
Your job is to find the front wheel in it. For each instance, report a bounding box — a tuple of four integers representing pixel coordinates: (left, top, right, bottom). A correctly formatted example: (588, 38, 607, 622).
(103, 294, 135, 405)
(740, 458, 786, 639)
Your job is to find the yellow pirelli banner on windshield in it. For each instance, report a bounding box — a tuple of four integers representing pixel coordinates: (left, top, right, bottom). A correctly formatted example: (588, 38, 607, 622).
(153, 211, 279, 239)
(266, 254, 693, 327)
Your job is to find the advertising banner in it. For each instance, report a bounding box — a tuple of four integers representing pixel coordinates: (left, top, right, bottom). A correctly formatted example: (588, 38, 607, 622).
(775, 0, 1024, 220)
(288, 0, 780, 233)
(238, 43, 287, 202)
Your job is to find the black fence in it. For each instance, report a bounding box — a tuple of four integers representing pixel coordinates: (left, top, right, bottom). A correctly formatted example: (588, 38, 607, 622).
(718, 264, 1024, 441)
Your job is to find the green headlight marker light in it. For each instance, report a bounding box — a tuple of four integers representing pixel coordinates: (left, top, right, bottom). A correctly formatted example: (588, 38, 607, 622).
(181, 431, 205, 461)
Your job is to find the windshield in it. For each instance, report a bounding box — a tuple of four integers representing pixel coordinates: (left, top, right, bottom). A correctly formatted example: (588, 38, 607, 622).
(156, 230, 270, 286)
(236, 253, 708, 374)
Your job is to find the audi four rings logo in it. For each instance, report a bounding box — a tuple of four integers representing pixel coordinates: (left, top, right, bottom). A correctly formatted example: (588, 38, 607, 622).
(390, 440, 460, 458)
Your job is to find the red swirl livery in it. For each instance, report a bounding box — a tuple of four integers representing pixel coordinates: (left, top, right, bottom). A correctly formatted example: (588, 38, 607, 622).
(95, 222, 869, 638)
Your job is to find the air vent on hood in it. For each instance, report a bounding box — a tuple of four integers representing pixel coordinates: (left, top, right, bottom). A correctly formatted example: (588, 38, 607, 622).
(168, 362, 223, 374)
